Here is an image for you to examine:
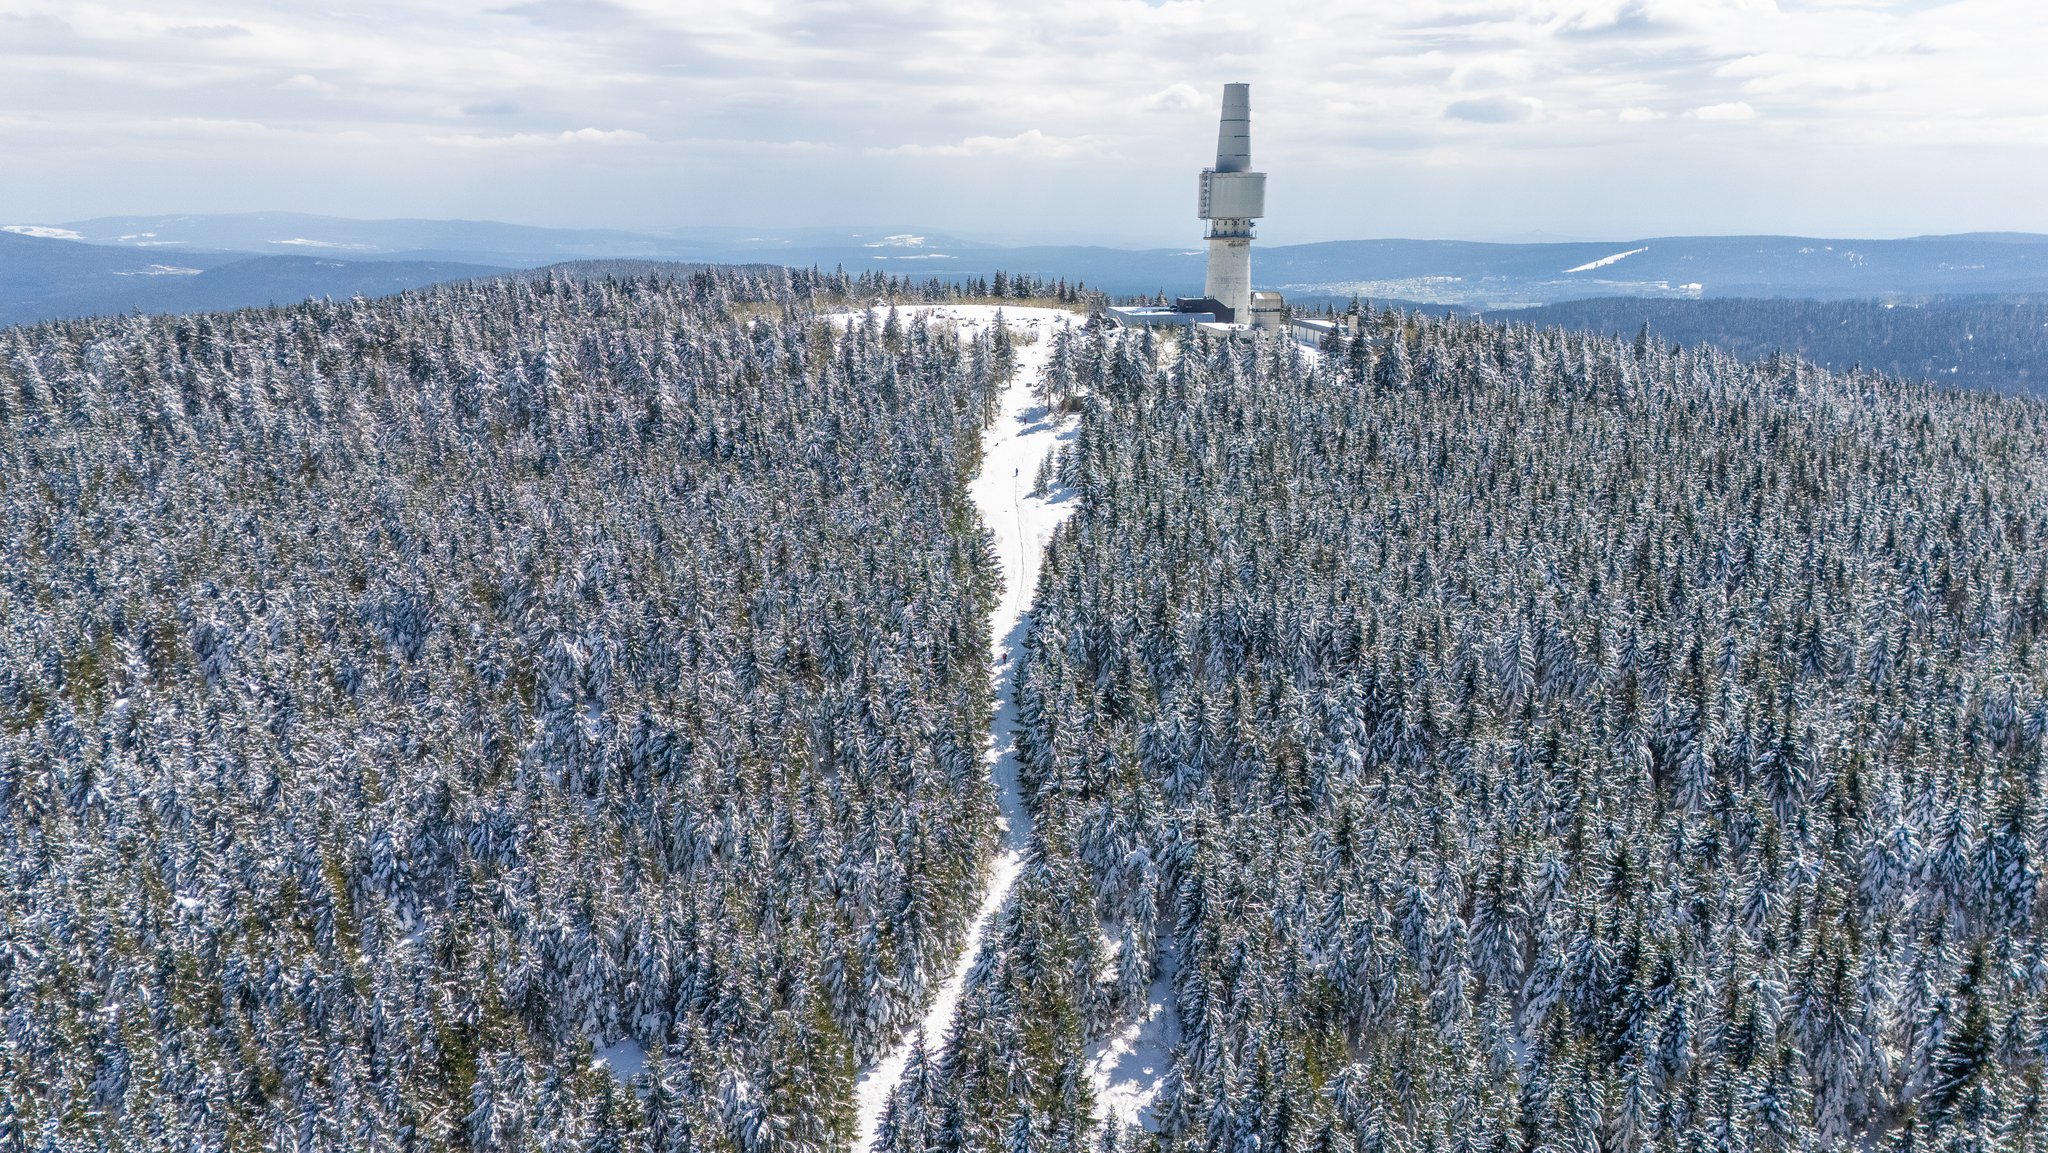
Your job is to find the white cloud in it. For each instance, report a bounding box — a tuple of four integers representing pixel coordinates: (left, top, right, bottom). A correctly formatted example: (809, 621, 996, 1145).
(1445, 95, 1546, 124)
(871, 129, 1091, 159)
(166, 23, 248, 40)
(279, 73, 336, 95)
(428, 127, 647, 149)
(557, 127, 645, 146)
(157, 117, 272, 137)
(1142, 84, 1205, 113)
(0, 0, 2045, 239)
(1692, 101, 1758, 121)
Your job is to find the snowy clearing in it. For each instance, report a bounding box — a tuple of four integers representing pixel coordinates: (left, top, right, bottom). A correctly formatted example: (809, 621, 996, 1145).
(1564, 246, 1649, 274)
(112, 264, 203, 277)
(837, 304, 1083, 1153)
(3, 225, 85, 241)
(593, 1038, 646, 1080)
(1084, 945, 1183, 1131)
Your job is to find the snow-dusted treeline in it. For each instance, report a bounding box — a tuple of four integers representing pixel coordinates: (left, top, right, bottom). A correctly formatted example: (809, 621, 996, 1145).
(0, 269, 1029, 1149)
(898, 314, 2048, 1152)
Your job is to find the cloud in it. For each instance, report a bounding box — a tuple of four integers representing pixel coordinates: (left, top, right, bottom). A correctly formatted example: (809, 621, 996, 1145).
(1559, 0, 1670, 38)
(166, 23, 249, 39)
(871, 129, 1090, 159)
(158, 117, 272, 137)
(1445, 95, 1546, 123)
(0, 0, 2045, 241)
(1142, 84, 1206, 113)
(558, 127, 644, 145)
(1692, 101, 1758, 121)
(429, 127, 647, 149)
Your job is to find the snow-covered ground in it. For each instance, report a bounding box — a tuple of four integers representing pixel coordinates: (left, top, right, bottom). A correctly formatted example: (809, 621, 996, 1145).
(2, 224, 85, 240)
(593, 1038, 647, 1081)
(1564, 246, 1649, 274)
(1084, 945, 1183, 1131)
(840, 304, 1084, 1153)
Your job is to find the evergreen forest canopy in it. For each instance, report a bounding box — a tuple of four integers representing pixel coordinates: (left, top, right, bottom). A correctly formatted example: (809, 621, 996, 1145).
(895, 316, 2048, 1153)
(3, 267, 2048, 1153)
(0, 266, 1074, 1150)
(1462, 296, 2048, 398)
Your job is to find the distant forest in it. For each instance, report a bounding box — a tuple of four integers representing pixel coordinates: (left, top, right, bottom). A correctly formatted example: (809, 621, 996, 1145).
(1282, 295, 2048, 397)
(1477, 297, 2048, 396)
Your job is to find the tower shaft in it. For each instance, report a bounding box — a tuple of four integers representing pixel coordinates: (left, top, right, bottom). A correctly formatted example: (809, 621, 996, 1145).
(1204, 232, 1252, 318)
(1196, 83, 1265, 322)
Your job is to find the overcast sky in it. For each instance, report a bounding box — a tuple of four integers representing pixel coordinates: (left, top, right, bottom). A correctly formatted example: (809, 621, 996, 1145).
(3, 0, 2045, 245)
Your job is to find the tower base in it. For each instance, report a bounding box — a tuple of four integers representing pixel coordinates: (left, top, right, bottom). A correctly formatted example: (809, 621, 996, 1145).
(1204, 233, 1252, 322)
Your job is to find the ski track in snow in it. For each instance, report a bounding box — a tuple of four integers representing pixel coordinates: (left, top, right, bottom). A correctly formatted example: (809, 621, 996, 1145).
(842, 315, 1305, 1141)
(1564, 245, 1649, 274)
(841, 304, 1083, 1153)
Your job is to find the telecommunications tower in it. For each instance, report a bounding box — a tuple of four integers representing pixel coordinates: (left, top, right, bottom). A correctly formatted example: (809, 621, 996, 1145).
(1198, 83, 1266, 322)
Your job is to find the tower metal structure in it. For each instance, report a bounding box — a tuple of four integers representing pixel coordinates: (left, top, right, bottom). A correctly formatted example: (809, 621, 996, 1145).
(1198, 83, 1266, 322)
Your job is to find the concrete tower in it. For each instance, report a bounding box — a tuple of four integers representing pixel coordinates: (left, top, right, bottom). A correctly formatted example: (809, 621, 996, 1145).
(1198, 83, 1266, 322)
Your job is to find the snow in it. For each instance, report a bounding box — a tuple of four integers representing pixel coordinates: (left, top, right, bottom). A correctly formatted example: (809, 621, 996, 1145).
(3, 225, 85, 241)
(837, 304, 1084, 1153)
(1564, 246, 1649, 274)
(1084, 946, 1183, 1132)
(112, 265, 203, 277)
(593, 1038, 647, 1081)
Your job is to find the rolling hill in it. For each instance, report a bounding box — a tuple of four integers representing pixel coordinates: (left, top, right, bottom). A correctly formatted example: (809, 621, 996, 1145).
(15, 214, 2048, 312)
(0, 229, 506, 327)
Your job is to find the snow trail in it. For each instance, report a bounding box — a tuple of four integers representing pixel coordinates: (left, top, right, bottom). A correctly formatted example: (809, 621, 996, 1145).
(843, 304, 1082, 1153)
(1564, 245, 1650, 274)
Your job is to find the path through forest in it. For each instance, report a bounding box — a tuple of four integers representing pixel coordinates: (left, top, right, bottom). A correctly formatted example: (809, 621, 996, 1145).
(848, 305, 1082, 1152)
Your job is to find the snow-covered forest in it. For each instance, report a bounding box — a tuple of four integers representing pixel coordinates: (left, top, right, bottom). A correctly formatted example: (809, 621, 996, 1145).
(887, 313, 2048, 1152)
(0, 267, 1091, 1150)
(1463, 296, 2048, 397)
(8, 269, 2048, 1153)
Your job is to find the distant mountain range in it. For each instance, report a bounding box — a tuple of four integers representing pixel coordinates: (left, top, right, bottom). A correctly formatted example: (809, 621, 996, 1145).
(1264, 233, 2048, 308)
(5, 212, 2048, 328)
(0, 229, 505, 329)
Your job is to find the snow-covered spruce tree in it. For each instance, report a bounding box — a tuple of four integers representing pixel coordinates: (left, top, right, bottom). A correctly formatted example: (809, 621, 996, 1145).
(910, 311, 2048, 1152)
(0, 268, 1031, 1149)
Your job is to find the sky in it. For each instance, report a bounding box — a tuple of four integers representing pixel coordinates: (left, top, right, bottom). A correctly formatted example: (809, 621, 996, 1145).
(2, 0, 2045, 246)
